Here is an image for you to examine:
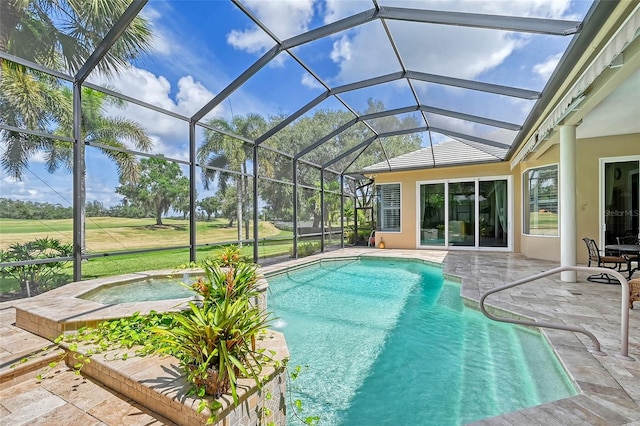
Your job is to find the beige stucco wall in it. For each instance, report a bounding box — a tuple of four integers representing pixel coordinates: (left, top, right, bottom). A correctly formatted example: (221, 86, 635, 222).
(370, 132, 639, 262)
(575, 133, 639, 264)
(519, 133, 639, 263)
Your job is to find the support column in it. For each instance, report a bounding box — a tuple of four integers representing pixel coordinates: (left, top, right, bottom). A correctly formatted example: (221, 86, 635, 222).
(560, 125, 577, 282)
(72, 82, 83, 281)
(189, 122, 197, 263)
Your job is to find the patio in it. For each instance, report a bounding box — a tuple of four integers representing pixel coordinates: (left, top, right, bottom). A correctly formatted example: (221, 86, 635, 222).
(1, 248, 639, 425)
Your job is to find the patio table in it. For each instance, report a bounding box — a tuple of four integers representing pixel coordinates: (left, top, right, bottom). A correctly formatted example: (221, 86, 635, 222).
(605, 244, 640, 279)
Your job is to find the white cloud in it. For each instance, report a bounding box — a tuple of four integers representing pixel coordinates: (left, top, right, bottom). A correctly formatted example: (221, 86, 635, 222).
(301, 72, 324, 90)
(330, 36, 351, 63)
(1, 170, 73, 205)
(89, 67, 226, 161)
(323, 0, 371, 24)
(533, 53, 563, 80)
(227, 0, 314, 54)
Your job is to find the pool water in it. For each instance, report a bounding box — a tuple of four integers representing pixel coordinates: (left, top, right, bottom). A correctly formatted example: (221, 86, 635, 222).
(267, 258, 576, 425)
(79, 275, 198, 304)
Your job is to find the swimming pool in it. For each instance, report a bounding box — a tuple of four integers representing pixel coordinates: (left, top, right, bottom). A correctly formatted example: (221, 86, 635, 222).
(267, 258, 576, 425)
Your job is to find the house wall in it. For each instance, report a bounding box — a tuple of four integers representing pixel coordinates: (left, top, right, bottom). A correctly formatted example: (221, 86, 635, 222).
(370, 133, 639, 263)
(372, 162, 511, 250)
(519, 133, 638, 263)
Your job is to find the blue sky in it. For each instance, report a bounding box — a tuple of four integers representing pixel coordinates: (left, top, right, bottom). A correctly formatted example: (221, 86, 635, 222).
(2, 0, 594, 208)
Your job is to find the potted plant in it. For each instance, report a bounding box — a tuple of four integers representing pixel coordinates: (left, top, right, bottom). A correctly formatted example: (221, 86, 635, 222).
(152, 245, 271, 403)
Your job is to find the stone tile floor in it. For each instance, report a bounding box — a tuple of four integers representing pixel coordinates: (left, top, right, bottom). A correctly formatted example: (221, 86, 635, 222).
(1, 248, 640, 425)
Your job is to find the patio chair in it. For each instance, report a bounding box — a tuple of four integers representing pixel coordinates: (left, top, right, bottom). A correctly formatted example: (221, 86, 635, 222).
(616, 235, 639, 268)
(582, 237, 630, 284)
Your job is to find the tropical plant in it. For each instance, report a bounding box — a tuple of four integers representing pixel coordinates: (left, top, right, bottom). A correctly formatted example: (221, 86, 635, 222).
(153, 297, 269, 403)
(193, 262, 259, 305)
(153, 247, 270, 404)
(0, 237, 72, 297)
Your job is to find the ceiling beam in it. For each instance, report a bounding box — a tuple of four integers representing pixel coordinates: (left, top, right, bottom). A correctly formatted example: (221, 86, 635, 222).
(419, 105, 521, 130)
(429, 127, 511, 149)
(378, 6, 581, 36)
(407, 70, 540, 99)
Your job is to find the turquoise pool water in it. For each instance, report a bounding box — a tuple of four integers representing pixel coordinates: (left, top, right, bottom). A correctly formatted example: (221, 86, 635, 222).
(267, 258, 576, 425)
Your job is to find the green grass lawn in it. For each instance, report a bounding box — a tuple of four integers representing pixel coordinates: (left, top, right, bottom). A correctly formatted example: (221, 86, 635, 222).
(0, 218, 296, 296)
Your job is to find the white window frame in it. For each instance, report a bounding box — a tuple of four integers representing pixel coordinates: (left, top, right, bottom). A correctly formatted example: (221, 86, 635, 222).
(522, 163, 559, 237)
(376, 182, 402, 232)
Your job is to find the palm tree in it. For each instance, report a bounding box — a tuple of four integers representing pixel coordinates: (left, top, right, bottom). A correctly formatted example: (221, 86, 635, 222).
(197, 114, 267, 245)
(1, 0, 151, 75)
(1, 0, 153, 257)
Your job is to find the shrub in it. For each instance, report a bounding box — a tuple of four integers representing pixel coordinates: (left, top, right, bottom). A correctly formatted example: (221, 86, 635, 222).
(0, 237, 72, 297)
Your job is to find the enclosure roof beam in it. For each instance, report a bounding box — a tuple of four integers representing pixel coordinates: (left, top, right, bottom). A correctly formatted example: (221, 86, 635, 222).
(379, 126, 428, 138)
(75, 0, 148, 84)
(378, 6, 581, 35)
(507, 0, 619, 159)
(280, 9, 378, 50)
(191, 45, 280, 123)
(0, 52, 72, 81)
(256, 92, 329, 145)
(406, 71, 540, 99)
(419, 105, 522, 131)
(330, 72, 404, 95)
(323, 136, 378, 168)
(429, 127, 511, 149)
(361, 105, 420, 121)
(294, 118, 358, 159)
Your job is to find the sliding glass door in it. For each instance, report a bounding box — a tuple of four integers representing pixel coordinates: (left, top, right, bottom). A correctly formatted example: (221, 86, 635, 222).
(479, 180, 509, 248)
(601, 157, 640, 246)
(419, 183, 445, 246)
(418, 178, 510, 249)
(448, 181, 475, 246)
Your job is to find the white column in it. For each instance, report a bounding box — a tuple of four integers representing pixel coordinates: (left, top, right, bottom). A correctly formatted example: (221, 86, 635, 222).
(560, 125, 577, 282)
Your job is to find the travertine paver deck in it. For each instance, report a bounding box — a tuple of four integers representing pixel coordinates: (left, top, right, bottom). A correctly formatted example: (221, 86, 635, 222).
(1, 248, 640, 425)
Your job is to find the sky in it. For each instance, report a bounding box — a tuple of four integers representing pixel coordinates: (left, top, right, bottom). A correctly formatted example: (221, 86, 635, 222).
(2, 0, 595, 208)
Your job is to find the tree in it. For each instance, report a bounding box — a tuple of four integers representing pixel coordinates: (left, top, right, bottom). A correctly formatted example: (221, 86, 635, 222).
(198, 114, 268, 244)
(116, 157, 190, 226)
(198, 196, 221, 221)
(85, 200, 109, 217)
(1, 0, 153, 179)
(1, 0, 153, 257)
(1, 0, 151, 75)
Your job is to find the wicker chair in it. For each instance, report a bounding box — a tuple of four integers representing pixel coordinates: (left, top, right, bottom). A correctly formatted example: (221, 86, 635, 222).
(629, 279, 640, 309)
(582, 238, 630, 284)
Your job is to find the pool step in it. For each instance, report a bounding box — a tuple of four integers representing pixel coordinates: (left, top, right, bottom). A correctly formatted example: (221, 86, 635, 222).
(457, 321, 499, 422)
(486, 325, 539, 413)
(436, 282, 464, 312)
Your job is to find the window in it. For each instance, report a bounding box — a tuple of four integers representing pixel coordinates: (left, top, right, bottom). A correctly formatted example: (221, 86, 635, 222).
(376, 183, 401, 232)
(523, 165, 558, 236)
